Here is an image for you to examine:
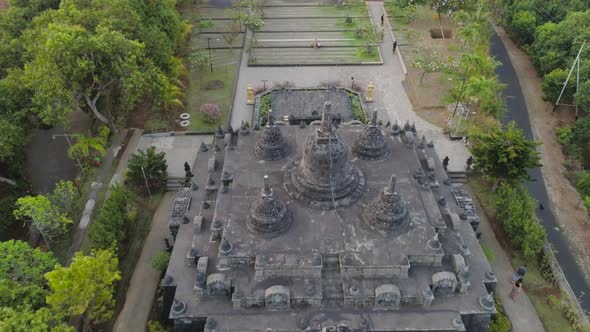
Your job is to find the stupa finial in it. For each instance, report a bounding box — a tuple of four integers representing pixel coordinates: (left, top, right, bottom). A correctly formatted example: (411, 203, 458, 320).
(262, 175, 273, 197)
(388, 174, 397, 194)
(371, 110, 378, 126)
(321, 102, 333, 134)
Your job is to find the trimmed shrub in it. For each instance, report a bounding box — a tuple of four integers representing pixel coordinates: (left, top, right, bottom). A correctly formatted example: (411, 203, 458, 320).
(200, 104, 221, 123)
(89, 185, 130, 254)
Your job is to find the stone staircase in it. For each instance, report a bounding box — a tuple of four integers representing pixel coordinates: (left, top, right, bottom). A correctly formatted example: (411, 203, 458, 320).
(321, 257, 344, 307)
(165, 177, 186, 192)
(447, 171, 467, 183)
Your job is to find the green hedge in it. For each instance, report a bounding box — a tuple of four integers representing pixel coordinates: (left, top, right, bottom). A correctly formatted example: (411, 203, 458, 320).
(88, 185, 131, 254)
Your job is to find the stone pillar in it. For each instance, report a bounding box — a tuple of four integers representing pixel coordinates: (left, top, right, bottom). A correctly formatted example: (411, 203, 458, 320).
(247, 84, 255, 104)
(160, 275, 176, 322)
(366, 81, 374, 102)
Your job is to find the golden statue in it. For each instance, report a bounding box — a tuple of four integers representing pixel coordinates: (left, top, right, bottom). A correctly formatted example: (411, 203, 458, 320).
(247, 84, 255, 104)
(366, 82, 375, 102)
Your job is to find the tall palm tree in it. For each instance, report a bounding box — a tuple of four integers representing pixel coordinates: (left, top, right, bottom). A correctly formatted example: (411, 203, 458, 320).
(456, 23, 481, 57)
(160, 79, 185, 116)
(464, 75, 506, 117)
(461, 51, 499, 77)
(67, 126, 110, 164)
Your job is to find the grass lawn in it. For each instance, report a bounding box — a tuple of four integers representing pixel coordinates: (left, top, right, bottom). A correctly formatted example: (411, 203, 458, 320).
(187, 49, 240, 131)
(355, 47, 380, 62)
(319, 5, 368, 17)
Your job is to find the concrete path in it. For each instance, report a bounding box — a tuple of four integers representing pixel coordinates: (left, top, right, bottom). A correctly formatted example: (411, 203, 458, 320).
(66, 129, 132, 263)
(476, 199, 546, 332)
(230, 1, 470, 172)
(113, 192, 175, 332)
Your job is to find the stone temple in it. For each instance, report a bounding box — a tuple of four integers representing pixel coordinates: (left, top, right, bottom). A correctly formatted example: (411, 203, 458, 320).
(162, 102, 496, 332)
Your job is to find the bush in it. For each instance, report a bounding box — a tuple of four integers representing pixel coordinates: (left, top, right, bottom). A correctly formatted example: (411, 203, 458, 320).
(349, 93, 367, 123)
(151, 251, 171, 271)
(89, 185, 130, 253)
(200, 104, 221, 123)
(148, 320, 167, 332)
(576, 171, 590, 197)
(496, 183, 547, 258)
(542, 68, 572, 103)
(555, 126, 573, 146)
(488, 313, 511, 332)
(575, 81, 590, 113)
(258, 93, 271, 125)
(127, 147, 168, 193)
(573, 116, 590, 145)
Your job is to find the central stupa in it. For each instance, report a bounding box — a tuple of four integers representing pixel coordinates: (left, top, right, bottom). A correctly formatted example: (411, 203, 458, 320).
(287, 102, 365, 209)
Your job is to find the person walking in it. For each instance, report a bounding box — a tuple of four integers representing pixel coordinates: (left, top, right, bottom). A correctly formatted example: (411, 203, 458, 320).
(393, 40, 398, 52)
(381, 14, 384, 26)
(466, 156, 473, 171)
(442, 156, 449, 172)
(511, 279, 523, 299)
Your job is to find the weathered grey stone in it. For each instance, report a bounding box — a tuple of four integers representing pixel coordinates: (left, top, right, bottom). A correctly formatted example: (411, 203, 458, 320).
(289, 102, 365, 209)
(254, 114, 290, 161)
(362, 175, 411, 236)
(248, 175, 292, 237)
(352, 110, 389, 160)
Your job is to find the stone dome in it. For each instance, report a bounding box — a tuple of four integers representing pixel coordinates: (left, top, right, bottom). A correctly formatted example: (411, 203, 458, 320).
(288, 102, 365, 209)
(362, 175, 411, 236)
(352, 110, 389, 160)
(248, 175, 292, 237)
(255, 111, 289, 161)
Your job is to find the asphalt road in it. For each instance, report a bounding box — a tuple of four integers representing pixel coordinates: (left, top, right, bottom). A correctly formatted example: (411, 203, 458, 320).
(491, 31, 590, 310)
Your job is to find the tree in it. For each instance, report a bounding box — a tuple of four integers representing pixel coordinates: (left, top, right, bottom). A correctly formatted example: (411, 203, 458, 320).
(471, 121, 542, 187)
(456, 23, 482, 56)
(0, 306, 73, 332)
(13, 195, 72, 248)
(67, 126, 110, 165)
(0, 240, 57, 284)
(542, 68, 573, 103)
(127, 146, 168, 192)
(160, 79, 184, 116)
(463, 75, 506, 117)
(575, 80, 590, 113)
(89, 185, 130, 252)
(23, 3, 165, 132)
(572, 116, 590, 147)
(222, 20, 242, 49)
(497, 183, 546, 257)
(241, 13, 263, 32)
(412, 50, 448, 84)
(508, 10, 536, 46)
(0, 117, 25, 163)
(45, 249, 121, 327)
(577, 171, 590, 197)
(48, 180, 77, 215)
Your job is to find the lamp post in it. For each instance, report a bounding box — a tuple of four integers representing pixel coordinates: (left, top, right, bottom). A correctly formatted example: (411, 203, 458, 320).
(262, 79, 268, 91)
(207, 37, 213, 73)
(451, 77, 467, 117)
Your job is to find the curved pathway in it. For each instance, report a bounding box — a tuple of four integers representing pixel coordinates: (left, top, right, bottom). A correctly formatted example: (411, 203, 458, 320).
(491, 26, 590, 311)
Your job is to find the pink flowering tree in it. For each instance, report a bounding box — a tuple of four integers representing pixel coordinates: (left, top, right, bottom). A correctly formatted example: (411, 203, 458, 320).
(200, 104, 221, 123)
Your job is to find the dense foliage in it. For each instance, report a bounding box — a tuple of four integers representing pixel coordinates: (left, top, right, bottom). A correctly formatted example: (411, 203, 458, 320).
(495, 1, 590, 112)
(88, 185, 131, 253)
(127, 147, 168, 192)
(471, 121, 542, 186)
(496, 183, 547, 257)
(0, 0, 185, 175)
(45, 248, 121, 327)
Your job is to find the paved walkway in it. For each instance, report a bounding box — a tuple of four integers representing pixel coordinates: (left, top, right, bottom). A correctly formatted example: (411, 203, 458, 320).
(230, 2, 470, 172)
(475, 198, 546, 332)
(113, 192, 175, 332)
(66, 129, 133, 263)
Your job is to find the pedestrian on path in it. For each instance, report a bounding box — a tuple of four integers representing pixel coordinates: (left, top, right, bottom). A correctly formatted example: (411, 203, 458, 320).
(381, 14, 384, 26)
(443, 156, 449, 172)
(512, 266, 527, 283)
(393, 40, 398, 52)
(511, 279, 523, 299)
(466, 156, 473, 171)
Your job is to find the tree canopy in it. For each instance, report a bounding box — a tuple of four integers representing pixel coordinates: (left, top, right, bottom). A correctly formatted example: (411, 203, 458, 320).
(45, 248, 121, 326)
(471, 121, 542, 186)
